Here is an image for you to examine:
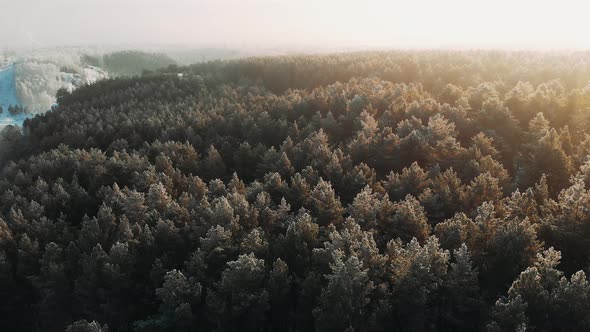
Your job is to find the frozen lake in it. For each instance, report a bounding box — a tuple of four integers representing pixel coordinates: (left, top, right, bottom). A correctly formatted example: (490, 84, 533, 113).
(0, 64, 29, 127)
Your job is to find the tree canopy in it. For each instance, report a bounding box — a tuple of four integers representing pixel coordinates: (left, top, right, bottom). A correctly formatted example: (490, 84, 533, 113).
(2, 50, 590, 331)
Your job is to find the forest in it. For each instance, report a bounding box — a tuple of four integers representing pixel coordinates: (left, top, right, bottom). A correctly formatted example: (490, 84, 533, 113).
(2, 50, 590, 331)
(84, 51, 178, 77)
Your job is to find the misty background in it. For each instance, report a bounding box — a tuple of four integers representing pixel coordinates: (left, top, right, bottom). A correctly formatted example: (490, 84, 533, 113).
(2, 0, 590, 128)
(3, 0, 590, 50)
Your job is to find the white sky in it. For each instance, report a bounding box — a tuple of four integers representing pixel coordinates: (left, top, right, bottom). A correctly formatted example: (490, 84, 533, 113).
(2, 0, 590, 49)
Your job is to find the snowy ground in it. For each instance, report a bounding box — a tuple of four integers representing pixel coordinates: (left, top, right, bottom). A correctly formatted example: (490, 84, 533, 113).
(0, 64, 29, 128)
(14, 61, 109, 114)
(0, 59, 109, 129)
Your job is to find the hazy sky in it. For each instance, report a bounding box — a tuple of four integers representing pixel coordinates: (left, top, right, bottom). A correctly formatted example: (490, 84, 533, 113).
(3, 0, 590, 49)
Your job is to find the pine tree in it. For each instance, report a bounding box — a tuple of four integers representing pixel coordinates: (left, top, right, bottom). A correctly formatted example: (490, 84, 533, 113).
(314, 252, 374, 332)
(65, 320, 108, 332)
(309, 179, 344, 226)
(212, 254, 269, 330)
(441, 244, 483, 330)
(379, 195, 430, 244)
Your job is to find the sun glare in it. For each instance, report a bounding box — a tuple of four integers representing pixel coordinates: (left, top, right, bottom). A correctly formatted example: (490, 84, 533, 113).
(294, 0, 590, 49)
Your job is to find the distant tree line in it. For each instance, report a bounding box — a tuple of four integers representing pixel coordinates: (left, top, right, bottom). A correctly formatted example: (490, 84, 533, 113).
(82, 51, 178, 77)
(2, 51, 590, 331)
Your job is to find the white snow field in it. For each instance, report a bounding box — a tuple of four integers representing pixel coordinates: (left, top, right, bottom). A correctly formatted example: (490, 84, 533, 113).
(0, 52, 109, 129)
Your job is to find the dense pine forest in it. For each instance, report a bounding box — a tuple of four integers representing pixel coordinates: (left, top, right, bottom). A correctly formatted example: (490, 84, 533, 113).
(3, 51, 590, 331)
